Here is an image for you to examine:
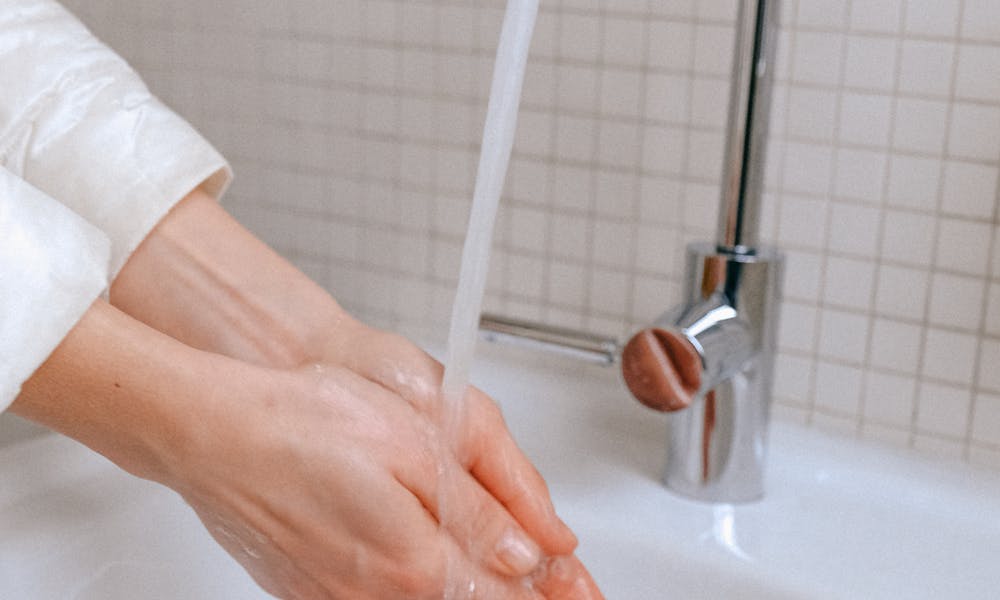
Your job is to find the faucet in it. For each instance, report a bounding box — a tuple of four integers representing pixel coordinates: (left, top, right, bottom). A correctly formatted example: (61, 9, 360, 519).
(620, 0, 784, 502)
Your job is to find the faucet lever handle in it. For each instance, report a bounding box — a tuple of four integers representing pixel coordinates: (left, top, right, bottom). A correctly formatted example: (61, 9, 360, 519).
(621, 328, 701, 412)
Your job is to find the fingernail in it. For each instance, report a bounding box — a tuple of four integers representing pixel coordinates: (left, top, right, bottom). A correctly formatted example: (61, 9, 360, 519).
(497, 528, 541, 575)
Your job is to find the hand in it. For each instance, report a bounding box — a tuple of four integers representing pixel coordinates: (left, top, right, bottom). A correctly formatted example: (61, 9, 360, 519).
(172, 361, 559, 599)
(111, 189, 604, 598)
(14, 302, 597, 599)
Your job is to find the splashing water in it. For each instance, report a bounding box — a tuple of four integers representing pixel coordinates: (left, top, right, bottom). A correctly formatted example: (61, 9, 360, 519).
(439, 0, 539, 596)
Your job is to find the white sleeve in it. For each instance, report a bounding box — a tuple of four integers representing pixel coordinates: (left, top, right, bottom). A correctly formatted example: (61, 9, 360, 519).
(0, 166, 110, 411)
(0, 0, 233, 278)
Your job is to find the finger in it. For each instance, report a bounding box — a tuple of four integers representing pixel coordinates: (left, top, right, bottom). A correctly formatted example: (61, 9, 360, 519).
(437, 529, 544, 600)
(532, 555, 605, 600)
(347, 332, 578, 556)
(395, 435, 546, 579)
(459, 387, 578, 556)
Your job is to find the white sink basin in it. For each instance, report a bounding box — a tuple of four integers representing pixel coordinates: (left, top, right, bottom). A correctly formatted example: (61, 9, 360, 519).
(3, 342, 999, 599)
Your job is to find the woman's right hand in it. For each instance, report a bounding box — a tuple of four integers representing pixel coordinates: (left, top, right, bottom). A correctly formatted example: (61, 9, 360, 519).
(166, 359, 599, 599)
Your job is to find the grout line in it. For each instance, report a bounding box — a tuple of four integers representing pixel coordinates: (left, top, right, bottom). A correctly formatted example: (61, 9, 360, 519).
(857, 0, 908, 438)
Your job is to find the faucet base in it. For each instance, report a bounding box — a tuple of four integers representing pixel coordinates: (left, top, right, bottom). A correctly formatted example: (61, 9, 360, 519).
(660, 242, 783, 503)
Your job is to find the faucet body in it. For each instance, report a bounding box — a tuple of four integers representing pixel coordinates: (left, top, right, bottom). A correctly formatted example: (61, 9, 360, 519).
(657, 244, 783, 502)
(621, 0, 783, 502)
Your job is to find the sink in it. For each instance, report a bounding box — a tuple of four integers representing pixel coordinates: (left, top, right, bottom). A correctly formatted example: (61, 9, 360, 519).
(3, 342, 999, 599)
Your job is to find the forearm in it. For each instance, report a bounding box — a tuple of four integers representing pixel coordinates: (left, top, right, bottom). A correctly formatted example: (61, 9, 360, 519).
(110, 189, 348, 368)
(11, 300, 207, 484)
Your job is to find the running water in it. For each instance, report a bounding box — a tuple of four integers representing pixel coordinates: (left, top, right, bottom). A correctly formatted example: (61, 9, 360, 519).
(438, 0, 539, 596)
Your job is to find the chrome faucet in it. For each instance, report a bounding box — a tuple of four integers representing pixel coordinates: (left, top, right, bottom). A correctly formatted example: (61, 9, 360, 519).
(621, 0, 784, 502)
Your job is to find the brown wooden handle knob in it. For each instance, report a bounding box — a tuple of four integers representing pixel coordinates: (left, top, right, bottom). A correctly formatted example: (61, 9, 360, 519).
(621, 328, 702, 412)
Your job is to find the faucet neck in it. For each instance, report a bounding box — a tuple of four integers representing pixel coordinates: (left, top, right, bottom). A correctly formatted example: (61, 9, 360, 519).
(717, 0, 780, 255)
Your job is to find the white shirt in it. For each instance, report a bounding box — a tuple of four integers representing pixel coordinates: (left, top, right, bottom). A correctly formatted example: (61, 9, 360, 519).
(0, 0, 232, 410)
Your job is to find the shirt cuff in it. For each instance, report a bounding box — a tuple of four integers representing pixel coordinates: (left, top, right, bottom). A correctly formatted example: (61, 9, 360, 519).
(0, 0, 232, 278)
(0, 167, 110, 412)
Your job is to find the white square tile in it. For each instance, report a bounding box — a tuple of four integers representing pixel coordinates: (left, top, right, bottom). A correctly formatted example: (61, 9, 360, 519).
(961, 0, 1000, 41)
(948, 102, 1000, 162)
(917, 382, 972, 437)
(551, 213, 590, 260)
(437, 5, 478, 49)
(861, 423, 912, 449)
(870, 318, 923, 374)
(969, 444, 1000, 469)
(880, 210, 936, 267)
(928, 273, 986, 330)
(875, 265, 930, 321)
(515, 109, 553, 156)
(815, 361, 864, 415)
(797, 0, 849, 29)
(824, 256, 876, 310)
(839, 93, 893, 147)
(986, 283, 1000, 336)
(905, 0, 961, 37)
(922, 328, 978, 384)
(686, 130, 726, 181)
(886, 155, 941, 211)
(592, 221, 634, 268)
(778, 195, 829, 250)
(552, 164, 592, 212)
(548, 260, 587, 308)
(786, 87, 838, 141)
(892, 98, 948, 154)
(506, 253, 545, 299)
(645, 74, 691, 125)
(635, 224, 677, 276)
(559, 13, 601, 62)
(594, 170, 637, 219)
(779, 301, 819, 353)
(639, 176, 683, 225)
(941, 161, 999, 220)
(972, 392, 1000, 446)
(849, 0, 903, 33)
(600, 68, 643, 117)
(690, 78, 730, 127)
(955, 44, 1000, 102)
(588, 267, 629, 315)
(864, 371, 917, 428)
(793, 32, 845, 86)
(682, 183, 719, 233)
(774, 352, 814, 401)
(898, 40, 955, 97)
(603, 17, 646, 66)
(642, 124, 686, 175)
(813, 412, 862, 436)
(828, 202, 881, 257)
(632, 274, 677, 323)
(598, 121, 641, 169)
(556, 64, 598, 112)
(934, 218, 993, 276)
(693, 25, 734, 76)
(782, 143, 834, 196)
(509, 206, 549, 253)
(913, 433, 965, 458)
(979, 339, 1000, 393)
(818, 308, 870, 362)
(556, 114, 597, 162)
(834, 149, 888, 204)
(784, 249, 824, 301)
(843, 35, 898, 91)
(647, 21, 694, 70)
(509, 158, 551, 206)
(697, 0, 739, 21)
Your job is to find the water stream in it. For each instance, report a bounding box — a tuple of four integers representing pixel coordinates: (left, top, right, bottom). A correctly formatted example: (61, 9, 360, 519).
(438, 0, 539, 596)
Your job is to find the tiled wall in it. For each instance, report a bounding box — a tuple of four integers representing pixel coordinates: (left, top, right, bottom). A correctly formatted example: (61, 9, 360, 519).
(62, 0, 1000, 466)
